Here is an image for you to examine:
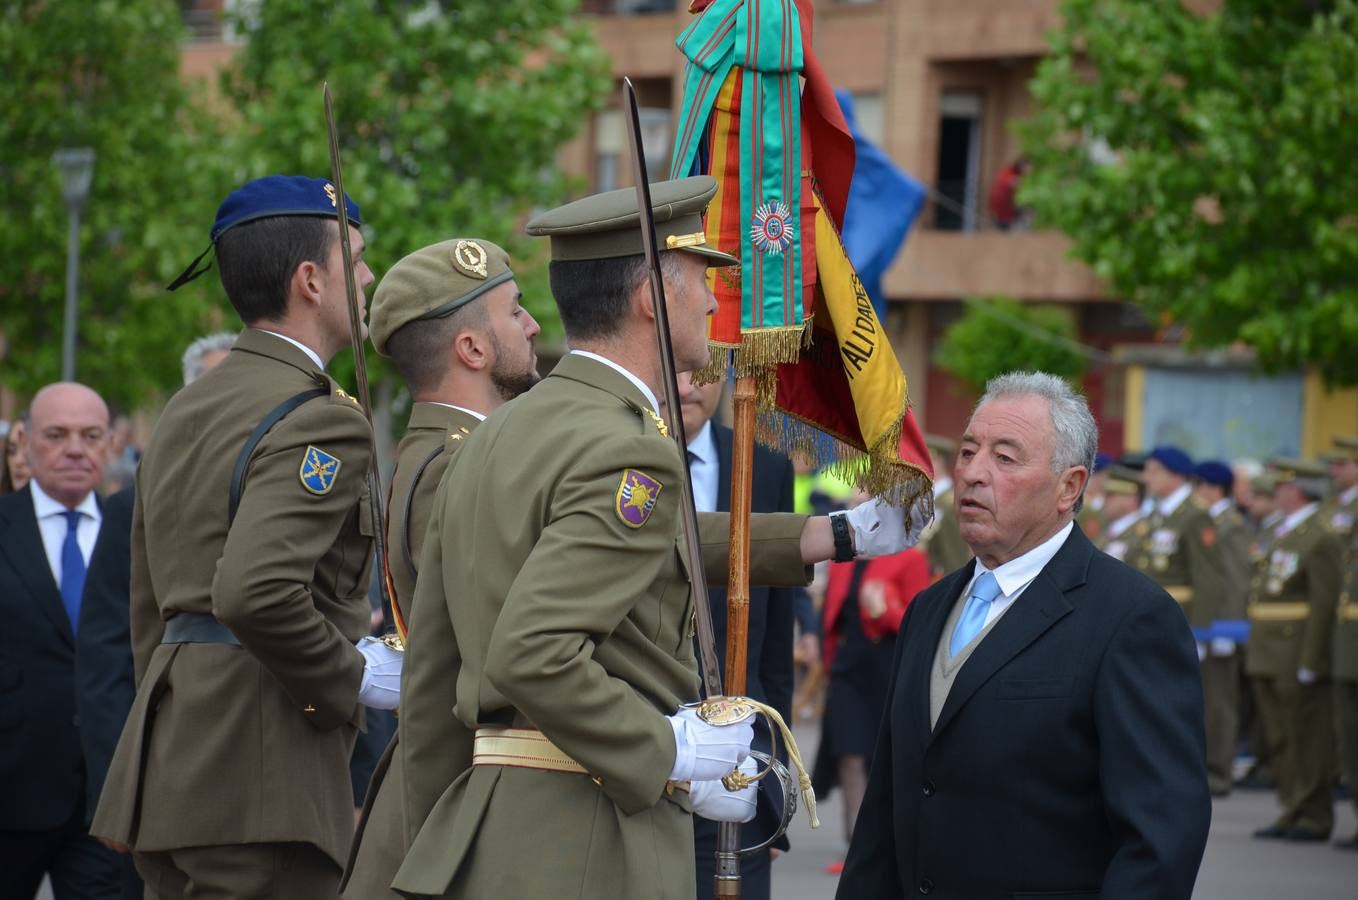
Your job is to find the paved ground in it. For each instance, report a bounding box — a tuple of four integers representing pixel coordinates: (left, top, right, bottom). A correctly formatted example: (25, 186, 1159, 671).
(769, 727, 1357, 900)
(39, 726, 1355, 899)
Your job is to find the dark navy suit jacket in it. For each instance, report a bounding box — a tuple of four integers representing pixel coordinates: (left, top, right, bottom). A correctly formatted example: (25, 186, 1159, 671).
(836, 525, 1211, 900)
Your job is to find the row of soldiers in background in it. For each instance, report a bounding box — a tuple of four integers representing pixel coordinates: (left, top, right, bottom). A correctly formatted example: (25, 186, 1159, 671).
(1011, 437, 1358, 850)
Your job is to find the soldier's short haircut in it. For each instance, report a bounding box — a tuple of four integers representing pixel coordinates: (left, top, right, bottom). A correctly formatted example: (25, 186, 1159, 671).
(216, 216, 334, 325)
(548, 251, 683, 342)
(976, 371, 1099, 513)
(386, 300, 489, 395)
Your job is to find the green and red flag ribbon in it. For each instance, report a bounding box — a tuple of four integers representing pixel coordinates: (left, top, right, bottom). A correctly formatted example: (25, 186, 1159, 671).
(672, 0, 933, 503)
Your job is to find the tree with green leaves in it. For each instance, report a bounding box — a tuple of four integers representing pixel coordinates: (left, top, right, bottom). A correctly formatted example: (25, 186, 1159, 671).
(220, 0, 612, 345)
(936, 298, 1088, 392)
(0, 0, 229, 411)
(1022, 0, 1358, 384)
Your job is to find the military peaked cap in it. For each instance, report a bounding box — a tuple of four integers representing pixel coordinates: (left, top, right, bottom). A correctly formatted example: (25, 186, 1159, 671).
(526, 176, 736, 266)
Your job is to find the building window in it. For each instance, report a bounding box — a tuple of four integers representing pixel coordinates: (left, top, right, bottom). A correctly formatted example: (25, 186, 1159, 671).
(594, 107, 671, 193)
(934, 91, 983, 232)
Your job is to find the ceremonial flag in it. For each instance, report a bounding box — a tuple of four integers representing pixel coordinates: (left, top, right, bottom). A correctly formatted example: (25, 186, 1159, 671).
(672, 0, 932, 503)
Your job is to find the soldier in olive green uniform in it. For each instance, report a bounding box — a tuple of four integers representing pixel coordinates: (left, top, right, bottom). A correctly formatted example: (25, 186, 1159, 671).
(392, 178, 928, 899)
(342, 239, 542, 898)
(1193, 461, 1254, 796)
(1327, 437, 1358, 849)
(1132, 447, 1225, 633)
(91, 177, 404, 896)
(922, 434, 971, 577)
(1091, 465, 1144, 562)
(1247, 460, 1344, 842)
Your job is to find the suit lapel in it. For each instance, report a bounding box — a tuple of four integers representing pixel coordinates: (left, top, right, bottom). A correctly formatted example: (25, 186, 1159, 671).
(0, 487, 74, 647)
(928, 527, 1091, 741)
(909, 564, 974, 749)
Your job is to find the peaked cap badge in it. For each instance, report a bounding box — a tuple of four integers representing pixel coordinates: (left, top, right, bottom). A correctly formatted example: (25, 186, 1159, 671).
(300, 444, 342, 495)
(453, 240, 489, 279)
(615, 469, 663, 529)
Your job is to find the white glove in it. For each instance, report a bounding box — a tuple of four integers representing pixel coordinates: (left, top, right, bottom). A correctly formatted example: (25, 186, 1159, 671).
(838, 498, 929, 558)
(1297, 667, 1318, 685)
(667, 706, 754, 783)
(1196, 642, 1206, 662)
(1209, 637, 1236, 657)
(357, 636, 403, 710)
(689, 757, 759, 823)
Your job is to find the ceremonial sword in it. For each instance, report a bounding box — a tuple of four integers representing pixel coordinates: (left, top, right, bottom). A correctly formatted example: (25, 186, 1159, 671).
(323, 82, 401, 650)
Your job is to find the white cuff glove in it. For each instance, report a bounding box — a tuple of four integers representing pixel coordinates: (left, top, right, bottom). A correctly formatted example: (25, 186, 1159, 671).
(667, 706, 753, 783)
(1196, 642, 1206, 662)
(1297, 667, 1318, 685)
(838, 498, 929, 558)
(357, 636, 403, 710)
(690, 757, 759, 823)
(1209, 637, 1236, 657)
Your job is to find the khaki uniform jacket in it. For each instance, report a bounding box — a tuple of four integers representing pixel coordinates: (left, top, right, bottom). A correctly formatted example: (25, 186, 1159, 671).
(1318, 487, 1358, 541)
(923, 487, 971, 576)
(1131, 497, 1223, 627)
(91, 330, 374, 868)
(387, 403, 482, 617)
(1335, 530, 1358, 681)
(392, 354, 809, 899)
(343, 404, 473, 898)
(1245, 508, 1344, 679)
(1206, 504, 1252, 624)
(1093, 513, 1145, 563)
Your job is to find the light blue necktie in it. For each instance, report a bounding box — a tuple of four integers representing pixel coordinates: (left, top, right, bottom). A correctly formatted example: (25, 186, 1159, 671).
(60, 509, 86, 635)
(949, 571, 1002, 657)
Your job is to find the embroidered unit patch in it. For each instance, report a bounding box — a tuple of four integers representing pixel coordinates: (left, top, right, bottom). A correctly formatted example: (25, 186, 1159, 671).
(615, 469, 663, 528)
(300, 445, 341, 495)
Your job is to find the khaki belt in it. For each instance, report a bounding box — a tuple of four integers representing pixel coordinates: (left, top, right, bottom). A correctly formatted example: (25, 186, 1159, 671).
(473, 727, 689, 793)
(1164, 585, 1194, 605)
(1249, 601, 1309, 622)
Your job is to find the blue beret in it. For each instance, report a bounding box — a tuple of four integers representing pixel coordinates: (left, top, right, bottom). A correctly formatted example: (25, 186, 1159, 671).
(168, 175, 361, 290)
(1195, 460, 1234, 489)
(1149, 445, 1194, 476)
(1093, 452, 1112, 473)
(211, 175, 361, 241)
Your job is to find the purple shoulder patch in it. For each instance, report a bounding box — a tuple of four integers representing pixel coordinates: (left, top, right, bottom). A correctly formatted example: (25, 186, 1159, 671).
(615, 469, 663, 528)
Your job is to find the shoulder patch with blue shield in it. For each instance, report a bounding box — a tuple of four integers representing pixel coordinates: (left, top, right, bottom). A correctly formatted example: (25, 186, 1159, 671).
(300, 444, 342, 495)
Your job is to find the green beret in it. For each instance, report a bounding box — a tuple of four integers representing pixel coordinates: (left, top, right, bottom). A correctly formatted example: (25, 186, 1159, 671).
(525, 175, 736, 267)
(370, 238, 514, 357)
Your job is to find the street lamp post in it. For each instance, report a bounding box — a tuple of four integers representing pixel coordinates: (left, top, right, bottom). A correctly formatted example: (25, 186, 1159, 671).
(52, 148, 96, 382)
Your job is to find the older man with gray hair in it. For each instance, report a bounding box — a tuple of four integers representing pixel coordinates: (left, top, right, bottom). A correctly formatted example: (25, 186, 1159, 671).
(837, 371, 1211, 900)
(181, 332, 238, 386)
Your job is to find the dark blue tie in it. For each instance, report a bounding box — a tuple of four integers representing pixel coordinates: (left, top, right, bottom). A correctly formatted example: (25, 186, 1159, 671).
(60, 509, 86, 635)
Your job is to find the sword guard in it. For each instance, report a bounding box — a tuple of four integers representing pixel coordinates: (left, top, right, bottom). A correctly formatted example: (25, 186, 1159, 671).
(687, 695, 759, 726)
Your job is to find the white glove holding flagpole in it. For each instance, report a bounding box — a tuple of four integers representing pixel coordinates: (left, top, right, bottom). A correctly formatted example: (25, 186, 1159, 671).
(837, 497, 930, 557)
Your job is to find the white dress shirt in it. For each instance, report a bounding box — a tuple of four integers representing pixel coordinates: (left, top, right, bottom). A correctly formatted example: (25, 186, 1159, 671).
(1105, 511, 1143, 540)
(569, 350, 660, 413)
(30, 479, 101, 590)
(686, 421, 719, 513)
(1209, 498, 1233, 519)
(1275, 502, 1319, 539)
(958, 521, 1075, 630)
(259, 329, 325, 370)
(429, 402, 487, 422)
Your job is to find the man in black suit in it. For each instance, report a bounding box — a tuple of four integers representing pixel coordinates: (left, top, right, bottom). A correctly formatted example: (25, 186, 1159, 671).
(678, 372, 801, 900)
(837, 372, 1211, 900)
(0, 382, 122, 899)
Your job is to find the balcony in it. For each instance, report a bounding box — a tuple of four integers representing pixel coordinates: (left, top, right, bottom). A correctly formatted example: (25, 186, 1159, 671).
(885, 229, 1104, 302)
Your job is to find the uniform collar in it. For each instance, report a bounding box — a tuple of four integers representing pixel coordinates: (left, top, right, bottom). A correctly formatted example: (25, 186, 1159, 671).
(1106, 511, 1142, 539)
(258, 329, 325, 369)
(1209, 498, 1233, 519)
(567, 350, 660, 414)
(1339, 484, 1358, 507)
(429, 402, 488, 422)
(30, 478, 100, 522)
(1278, 502, 1318, 536)
(1157, 482, 1193, 517)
